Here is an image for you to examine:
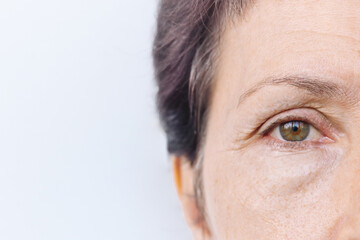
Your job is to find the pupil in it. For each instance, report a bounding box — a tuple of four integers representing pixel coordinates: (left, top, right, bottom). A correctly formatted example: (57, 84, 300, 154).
(292, 125, 299, 132)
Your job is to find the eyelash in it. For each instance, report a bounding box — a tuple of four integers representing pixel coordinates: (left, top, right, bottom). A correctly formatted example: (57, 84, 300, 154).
(260, 115, 314, 136)
(258, 111, 334, 149)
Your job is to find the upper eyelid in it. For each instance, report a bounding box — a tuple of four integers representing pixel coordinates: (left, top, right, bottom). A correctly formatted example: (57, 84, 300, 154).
(259, 116, 313, 136)
(258, 108, 331, 138)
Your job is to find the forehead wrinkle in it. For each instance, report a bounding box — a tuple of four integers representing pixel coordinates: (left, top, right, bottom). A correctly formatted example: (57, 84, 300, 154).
(237, 75, 360, 108)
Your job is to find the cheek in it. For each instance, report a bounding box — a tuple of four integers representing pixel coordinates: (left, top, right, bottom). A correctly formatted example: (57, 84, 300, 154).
(202, 144, 345, 239)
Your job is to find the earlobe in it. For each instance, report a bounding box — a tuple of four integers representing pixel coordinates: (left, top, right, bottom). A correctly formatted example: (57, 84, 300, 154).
(171, 156, 212, 239)
(173, 156, 182, 196)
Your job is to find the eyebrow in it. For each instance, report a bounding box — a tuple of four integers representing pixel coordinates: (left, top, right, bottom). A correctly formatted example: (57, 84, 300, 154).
(237, 75, 356, 107)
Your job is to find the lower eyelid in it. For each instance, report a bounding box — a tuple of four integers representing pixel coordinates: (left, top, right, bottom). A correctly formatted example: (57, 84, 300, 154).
(262, 134, 331, 151)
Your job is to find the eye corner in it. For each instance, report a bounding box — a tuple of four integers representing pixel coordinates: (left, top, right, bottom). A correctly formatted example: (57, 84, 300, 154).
(318, 136, 336, 144)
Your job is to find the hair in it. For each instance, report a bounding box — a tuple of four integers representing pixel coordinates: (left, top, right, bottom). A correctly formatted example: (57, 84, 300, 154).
(153, 0, 253, 233)
(153, 0, 252, 164)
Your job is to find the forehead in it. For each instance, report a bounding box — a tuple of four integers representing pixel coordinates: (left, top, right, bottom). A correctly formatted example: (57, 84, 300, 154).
(216, 0, 360, 97)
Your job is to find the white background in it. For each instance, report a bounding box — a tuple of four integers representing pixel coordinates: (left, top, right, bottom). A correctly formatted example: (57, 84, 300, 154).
(0, 0, 191, 239)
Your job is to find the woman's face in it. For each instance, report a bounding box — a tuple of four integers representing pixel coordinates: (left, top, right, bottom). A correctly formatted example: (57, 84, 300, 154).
(181, 0, 360, 239)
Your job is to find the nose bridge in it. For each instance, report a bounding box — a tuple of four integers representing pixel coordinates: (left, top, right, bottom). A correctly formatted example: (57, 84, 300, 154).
(332, 199, 360, 238)
(335, 217, 360, 239)
(349, 154, 360, 213)
(334, 155, 360, 239)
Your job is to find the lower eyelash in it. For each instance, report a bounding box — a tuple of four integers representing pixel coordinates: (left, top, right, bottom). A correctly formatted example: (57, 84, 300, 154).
(262, 134, 332, 151)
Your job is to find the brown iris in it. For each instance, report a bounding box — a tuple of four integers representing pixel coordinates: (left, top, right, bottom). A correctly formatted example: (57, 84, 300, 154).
(279, 121, 310, 141)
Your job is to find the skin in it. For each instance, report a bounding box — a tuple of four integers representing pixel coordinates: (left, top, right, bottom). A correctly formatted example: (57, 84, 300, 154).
(174, 0, 360, 239)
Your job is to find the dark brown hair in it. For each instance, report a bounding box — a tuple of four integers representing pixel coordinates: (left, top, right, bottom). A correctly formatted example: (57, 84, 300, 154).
(153, 1, 253, 233)
(153, 0, 251, 163)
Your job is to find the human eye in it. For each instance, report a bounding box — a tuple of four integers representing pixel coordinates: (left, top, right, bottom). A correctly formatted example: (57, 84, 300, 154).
(259, 108, 336, 149)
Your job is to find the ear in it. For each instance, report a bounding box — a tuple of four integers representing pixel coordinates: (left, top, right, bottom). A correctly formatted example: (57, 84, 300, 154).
(172, 155, 212, 240)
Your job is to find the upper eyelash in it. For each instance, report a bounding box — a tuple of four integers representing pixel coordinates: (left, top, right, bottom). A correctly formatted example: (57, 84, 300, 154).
(259, 115, 318, 137)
